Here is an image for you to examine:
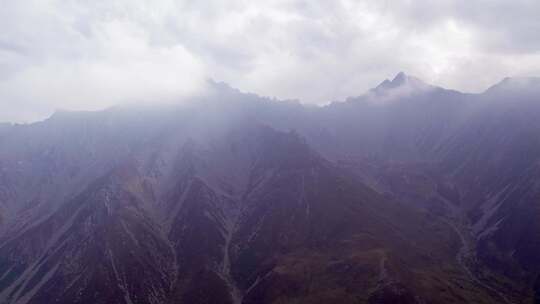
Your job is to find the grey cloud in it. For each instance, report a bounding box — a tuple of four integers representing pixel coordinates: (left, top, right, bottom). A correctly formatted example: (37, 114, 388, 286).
(381, 0, 540, 54)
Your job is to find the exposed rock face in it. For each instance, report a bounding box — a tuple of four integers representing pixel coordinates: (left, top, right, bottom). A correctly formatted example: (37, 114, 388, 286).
(1, 74, 540, 303)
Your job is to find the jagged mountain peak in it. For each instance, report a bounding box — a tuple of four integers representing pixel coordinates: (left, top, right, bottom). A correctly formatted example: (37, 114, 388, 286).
(353, 72, 439, 104)
(374, 72, 427, 90)
(391, 71, 408, 84)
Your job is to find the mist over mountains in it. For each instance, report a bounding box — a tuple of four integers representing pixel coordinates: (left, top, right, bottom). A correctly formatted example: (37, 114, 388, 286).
(1, 73, 540, 303)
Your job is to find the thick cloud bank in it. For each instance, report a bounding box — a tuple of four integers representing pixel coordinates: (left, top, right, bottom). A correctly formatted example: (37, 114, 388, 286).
(1, 0, 539, 122)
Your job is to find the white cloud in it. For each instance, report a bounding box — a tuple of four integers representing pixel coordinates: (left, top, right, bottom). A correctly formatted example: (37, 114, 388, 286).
(1, 0, 539, 122)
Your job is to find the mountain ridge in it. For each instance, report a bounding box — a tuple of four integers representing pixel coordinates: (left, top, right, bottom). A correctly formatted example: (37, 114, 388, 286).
(1, 73, 540, 303)
(5, 73, 540, 126)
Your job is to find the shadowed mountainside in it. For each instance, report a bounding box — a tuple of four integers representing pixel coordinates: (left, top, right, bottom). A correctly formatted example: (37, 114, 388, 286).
(1, 74, 540, 303)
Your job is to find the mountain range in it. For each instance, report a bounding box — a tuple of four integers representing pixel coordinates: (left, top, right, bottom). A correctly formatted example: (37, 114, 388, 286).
(0, 73, 539, 303)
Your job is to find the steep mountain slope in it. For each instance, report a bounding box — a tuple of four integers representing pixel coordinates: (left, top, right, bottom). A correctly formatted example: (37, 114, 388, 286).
(1, 74, 540, 303)
(0, 164, 175, 304)
(433, 78, 540, 301)
(326, 75, 540, 302)
(0, 117, 497, 303)
(309, 73, 477, 161)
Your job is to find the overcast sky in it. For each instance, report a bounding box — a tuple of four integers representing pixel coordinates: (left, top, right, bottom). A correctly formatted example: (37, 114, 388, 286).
(1, 0, 540, 122)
